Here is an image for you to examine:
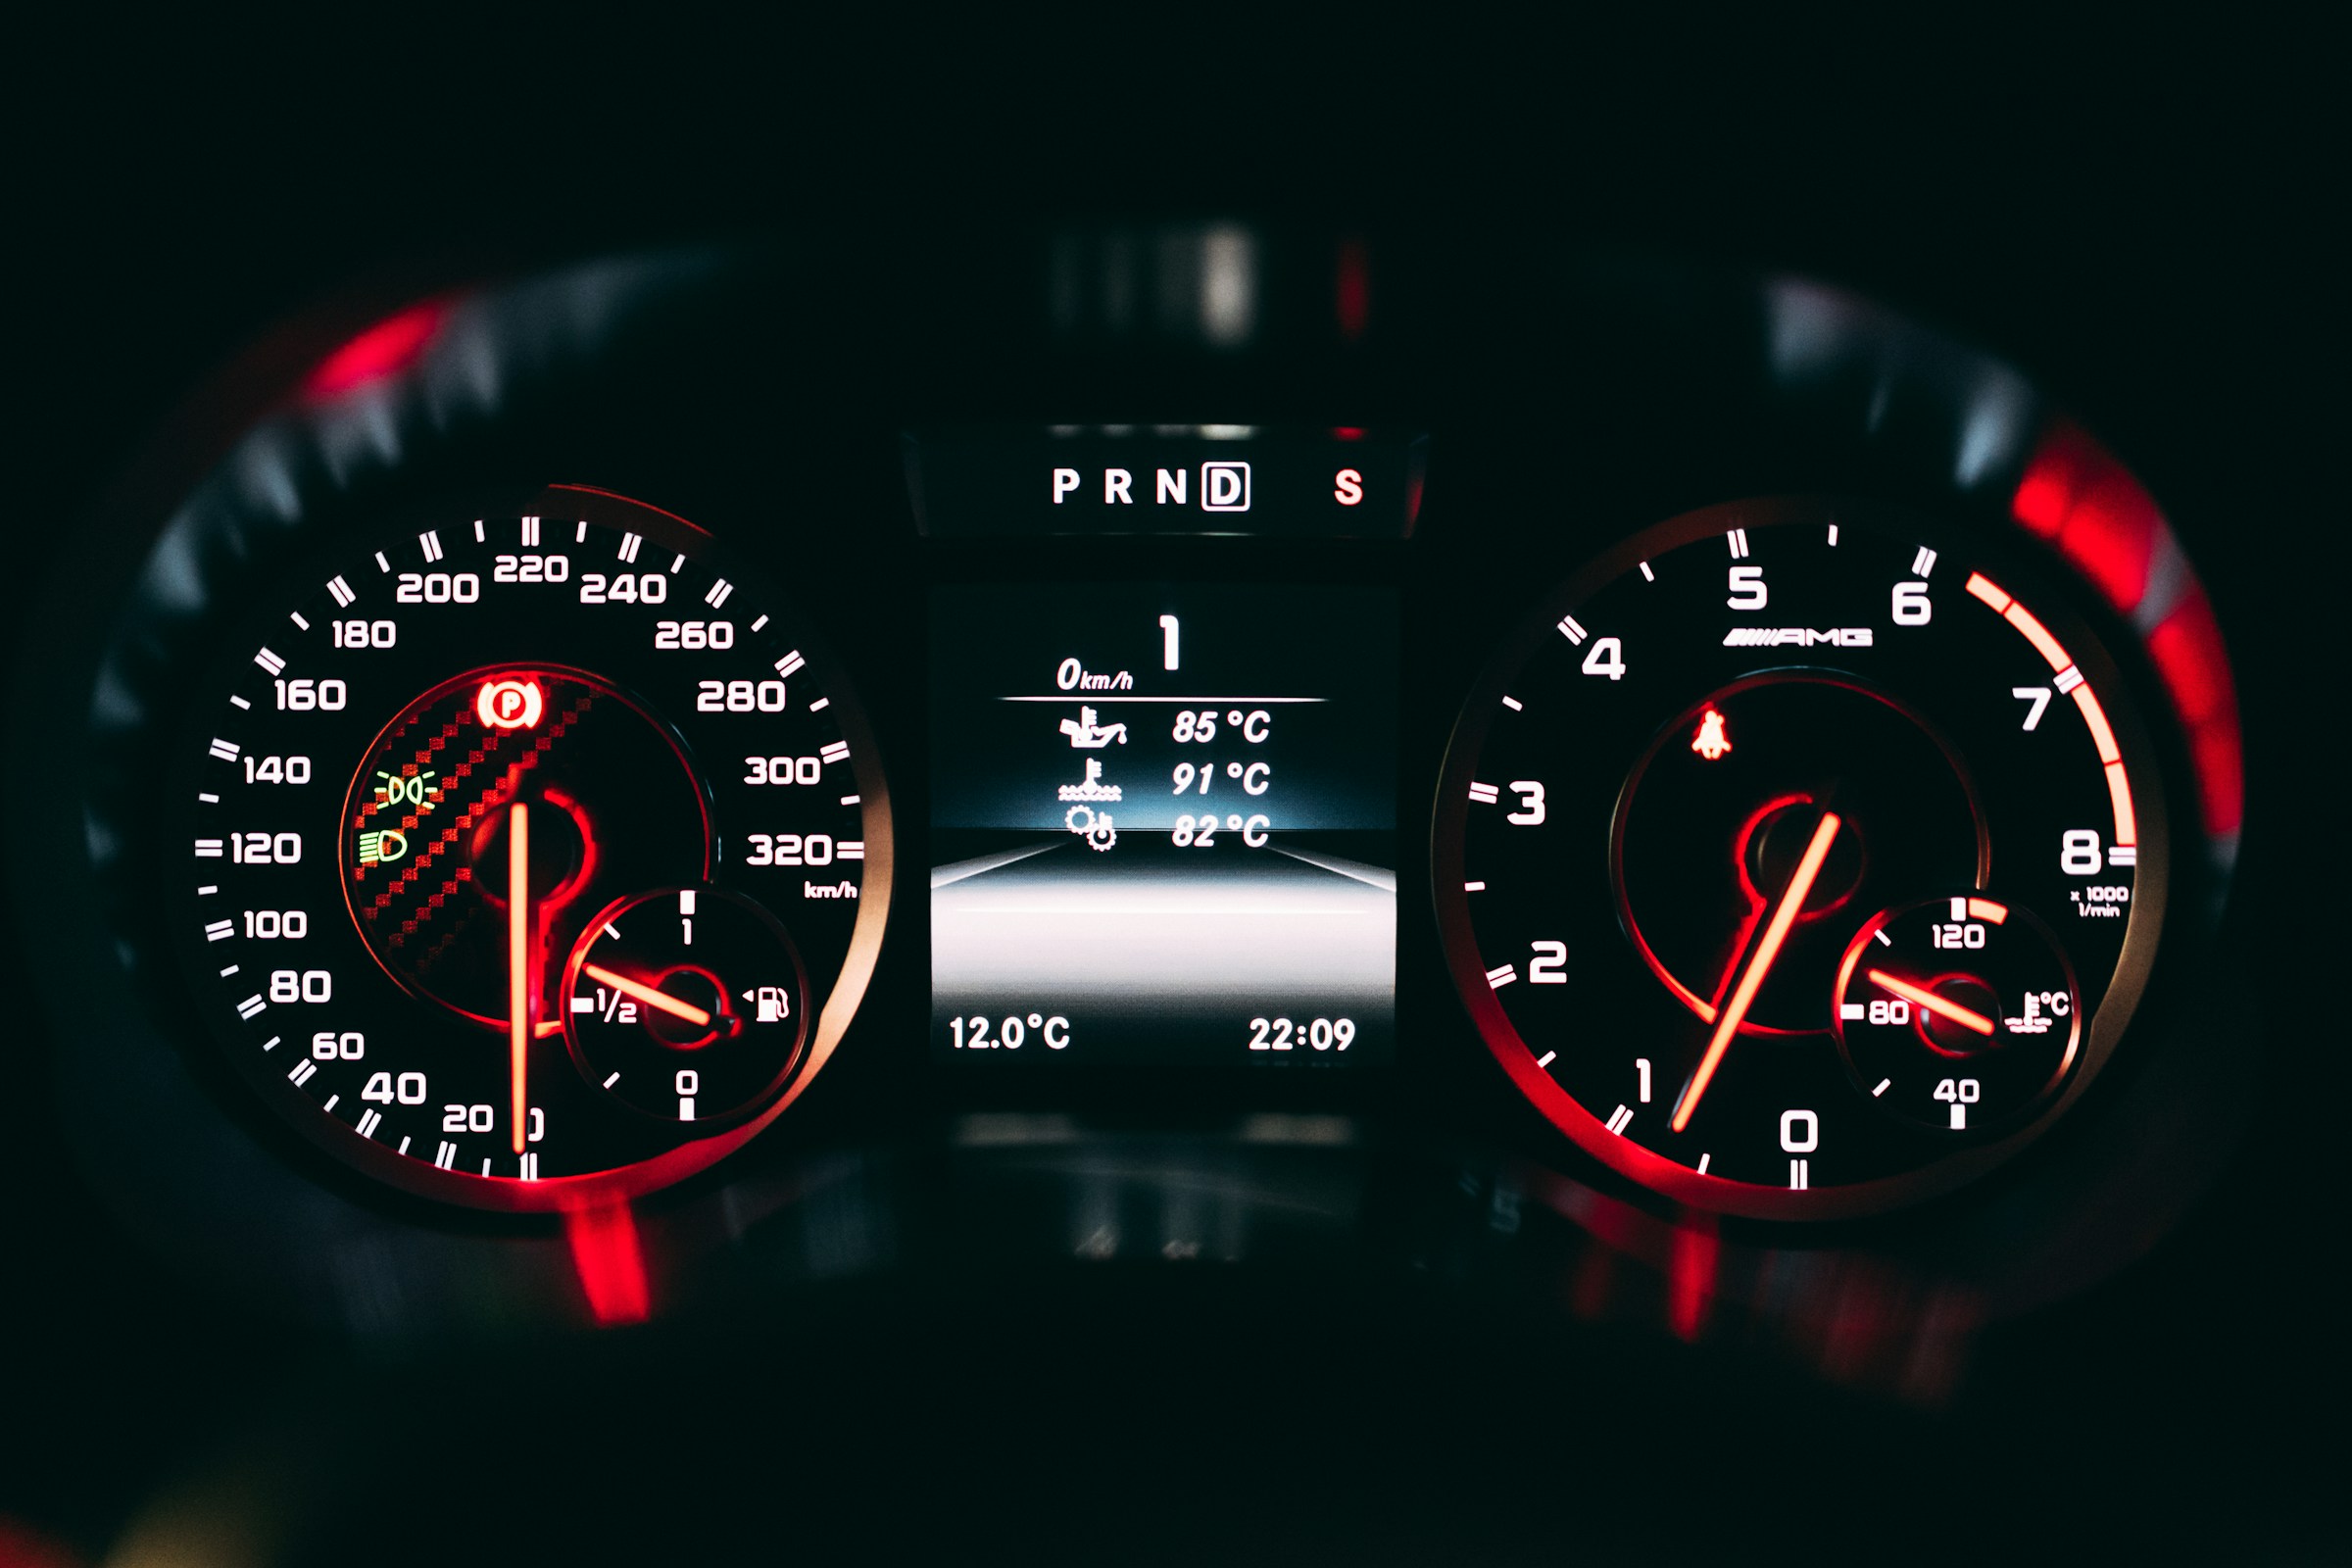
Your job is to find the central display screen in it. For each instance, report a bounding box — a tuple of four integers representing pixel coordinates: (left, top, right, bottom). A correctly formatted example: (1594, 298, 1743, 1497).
(930, 583, 1396, 1065)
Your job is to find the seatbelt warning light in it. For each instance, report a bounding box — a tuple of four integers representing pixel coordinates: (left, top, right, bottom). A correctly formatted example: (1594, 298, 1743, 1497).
(1692, 708, 1733, 761)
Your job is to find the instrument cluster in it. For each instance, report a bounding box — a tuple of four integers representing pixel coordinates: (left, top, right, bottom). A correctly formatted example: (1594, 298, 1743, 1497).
(12, 233, 2249, 1344)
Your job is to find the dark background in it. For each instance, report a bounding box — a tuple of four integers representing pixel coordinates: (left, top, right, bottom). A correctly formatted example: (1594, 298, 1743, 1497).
(7, 23, 2338, 1563)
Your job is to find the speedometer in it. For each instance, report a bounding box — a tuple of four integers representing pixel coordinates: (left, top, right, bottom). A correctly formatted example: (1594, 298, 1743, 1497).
(1433, 497, 2166, 1219)
(168, 485, 893, 1209)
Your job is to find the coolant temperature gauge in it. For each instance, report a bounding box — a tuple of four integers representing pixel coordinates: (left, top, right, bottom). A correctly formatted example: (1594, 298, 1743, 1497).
(1833, 895, 2081, 1136)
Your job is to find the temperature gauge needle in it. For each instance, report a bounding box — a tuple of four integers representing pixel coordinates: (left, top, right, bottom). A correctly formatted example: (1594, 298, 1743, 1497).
(1867, 969, 1996, 1036)
(1672, 810, 1842, 1132)
(508, 802, 531, 1154)
(582, 963, 713, 1028)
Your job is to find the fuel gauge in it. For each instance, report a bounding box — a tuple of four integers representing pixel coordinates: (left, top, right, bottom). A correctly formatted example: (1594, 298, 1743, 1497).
(563, 885, 811, 1126)
(1833, 896, 2080, 1137)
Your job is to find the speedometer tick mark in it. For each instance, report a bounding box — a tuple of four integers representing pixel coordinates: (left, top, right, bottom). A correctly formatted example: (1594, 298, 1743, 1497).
(616, 532, 644, 564)
(197, 886, 218, 896)
(1501, 695, 1523, 710)
(1464, 880, 1486, 892)
(603, 922, 622, 941)
(472, 519, 486, 543)
(198, 792, 219, 804)
(840, 794, 860, 805)
(326, 576, 354, 608)
(809, 698, 831, 713)
(1696, 1154, 1711, 1175)
(1640, 561, 1655, 580)
(774, 651, 806, 678)
(574, 520, 589, 543)
(374, 551, 391, 573)
(668, 553, 685, 573)
(228, 696, 251, 710)
(521, 516, 541, 546)
(205, 920, 233, 942)
(706, 578, 735, 609)
(1828, 524, 1839, 546)
(750, 613, 769, 632)
(254, 648, 285, 675)
(603, 1072, 620, 1089)
(419, 531, 444, 563)
(1537, 1050, 1556, 1067)
(1873, 1078, 1891, 1097)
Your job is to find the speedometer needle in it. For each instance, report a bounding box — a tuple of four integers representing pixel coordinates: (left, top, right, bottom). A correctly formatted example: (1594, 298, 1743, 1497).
(1866, 969, 1996, 1036)
(582, 963, 713, 1027)
(508, 802, 530, 1155)
(1671, 810, 1842, 1133)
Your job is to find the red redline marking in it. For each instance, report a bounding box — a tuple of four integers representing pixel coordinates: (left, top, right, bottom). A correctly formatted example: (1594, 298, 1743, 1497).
(2001, 600, 2071, 672)
(1964, 571, 2012, 612)
(2104, 760, 2137, 847)
(1966, 898, 2009, 924)
(2071, 683, 2123, 764)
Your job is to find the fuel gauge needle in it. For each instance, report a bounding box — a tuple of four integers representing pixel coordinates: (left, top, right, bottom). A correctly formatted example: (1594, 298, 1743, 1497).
(582, 963, 713, 1028)
(1672, 810, 1842, 1132)
(508, 802, 530, 1155)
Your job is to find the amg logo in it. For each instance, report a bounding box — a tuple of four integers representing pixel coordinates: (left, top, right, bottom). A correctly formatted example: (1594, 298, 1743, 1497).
(1722, 627, 1875, 648)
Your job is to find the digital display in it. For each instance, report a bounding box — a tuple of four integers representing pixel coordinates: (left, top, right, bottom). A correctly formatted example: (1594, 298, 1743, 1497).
(931, 584, 1396, 1065)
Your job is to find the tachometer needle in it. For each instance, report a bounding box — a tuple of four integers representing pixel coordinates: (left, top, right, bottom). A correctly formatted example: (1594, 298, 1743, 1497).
(508, 802, 530, 1154)
(1866, 969, 1996, 1037)
(1671, 810, 1842, 1132)
(582, 963, 713, 1028)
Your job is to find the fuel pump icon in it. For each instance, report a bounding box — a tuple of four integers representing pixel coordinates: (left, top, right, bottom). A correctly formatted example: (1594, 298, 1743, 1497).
(754, 986, 791, 1023)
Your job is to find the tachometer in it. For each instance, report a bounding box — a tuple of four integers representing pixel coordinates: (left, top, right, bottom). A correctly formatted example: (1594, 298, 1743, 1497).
(169, 485, 893, 1209)
(1433, 497, 2164, 1219)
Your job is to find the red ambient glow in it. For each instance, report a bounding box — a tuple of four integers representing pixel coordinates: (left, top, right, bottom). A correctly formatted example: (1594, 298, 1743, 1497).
(1335, 239, 1371, 341)
(566, 1200, 652, 1325)
(2012, 418, 2243, 841)
(303, 301, 448, 399)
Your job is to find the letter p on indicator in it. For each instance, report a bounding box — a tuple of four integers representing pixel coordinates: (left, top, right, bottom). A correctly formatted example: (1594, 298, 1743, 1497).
(1053, 468, 1080, 504)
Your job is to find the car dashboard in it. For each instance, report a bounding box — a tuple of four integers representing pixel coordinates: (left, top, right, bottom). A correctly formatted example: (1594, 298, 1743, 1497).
(1, 211, 2328, 1564)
